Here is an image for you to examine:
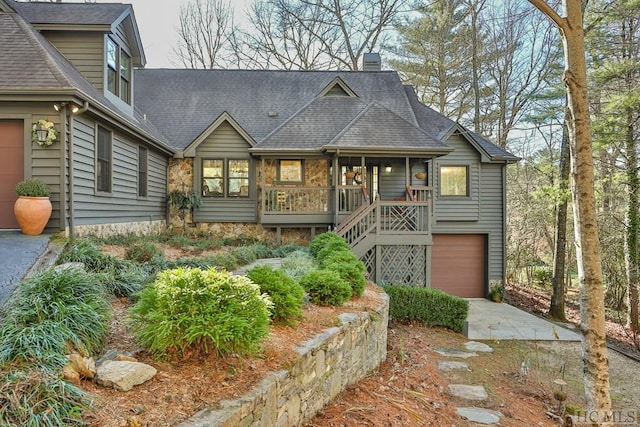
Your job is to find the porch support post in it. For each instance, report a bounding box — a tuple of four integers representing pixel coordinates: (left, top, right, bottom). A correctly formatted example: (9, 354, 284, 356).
(425, 245, 432, 288)
(405, 157, 410, 188)
(376, 244, 382, 285)
(333, 156, 339, 226)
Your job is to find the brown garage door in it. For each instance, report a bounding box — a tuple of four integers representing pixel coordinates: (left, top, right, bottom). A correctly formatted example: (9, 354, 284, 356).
(431, 234, 486, 298)
(0, 120, 24, 229)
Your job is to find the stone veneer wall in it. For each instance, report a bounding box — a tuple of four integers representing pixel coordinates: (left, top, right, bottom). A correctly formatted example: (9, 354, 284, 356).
(72, 220, 166, 238)
(168, 157, 332, 244)
(179, 293, 389, 427)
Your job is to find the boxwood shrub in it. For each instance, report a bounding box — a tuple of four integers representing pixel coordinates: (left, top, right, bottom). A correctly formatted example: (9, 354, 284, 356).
(299, 269, 352, 306)
(383, 285, 469, 332)
(246, 265, 304, 325)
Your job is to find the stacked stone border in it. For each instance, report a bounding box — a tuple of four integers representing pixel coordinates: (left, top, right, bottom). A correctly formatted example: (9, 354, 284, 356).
(179, 292, 389, 427)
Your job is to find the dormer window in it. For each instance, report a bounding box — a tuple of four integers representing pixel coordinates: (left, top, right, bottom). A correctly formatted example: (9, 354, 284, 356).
(106, 37, 131, 104)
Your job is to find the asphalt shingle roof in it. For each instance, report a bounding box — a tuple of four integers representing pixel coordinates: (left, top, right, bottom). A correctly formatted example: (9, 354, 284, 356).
(9, 0, 129, 26)
(134, 69, 419, 151)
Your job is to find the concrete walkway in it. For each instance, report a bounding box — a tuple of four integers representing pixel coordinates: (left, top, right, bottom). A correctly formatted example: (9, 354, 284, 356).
(466, 298, 581, 341)
(0, 230, 53, 306)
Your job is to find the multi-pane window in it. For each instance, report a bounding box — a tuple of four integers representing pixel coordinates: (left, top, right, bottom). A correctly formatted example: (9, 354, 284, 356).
(202, 159, 250, 198)
(440, 165, 468, 196)
(96, 126, 112, 193)
(278, 160, 303, 183)
(106, 37, 131, 104)
(138, 146, 148, 197)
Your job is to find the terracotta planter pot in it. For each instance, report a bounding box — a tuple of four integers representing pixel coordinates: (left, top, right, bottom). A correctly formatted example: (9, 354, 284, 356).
(14, 196, 52, 235)
(415, 172, 426, 180)
(345, 171, 356, 179)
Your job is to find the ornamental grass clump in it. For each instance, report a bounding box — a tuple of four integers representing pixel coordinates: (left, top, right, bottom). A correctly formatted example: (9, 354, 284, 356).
(246, 265, 304, 325)
(0, 268, 110, 368)
(130, 267, 273, 359)
(280, 249, 317, 280)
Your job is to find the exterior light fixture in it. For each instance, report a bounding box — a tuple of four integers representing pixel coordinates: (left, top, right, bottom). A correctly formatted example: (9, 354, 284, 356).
(384, 164, 392, 173)
(35, 124, 49, 143)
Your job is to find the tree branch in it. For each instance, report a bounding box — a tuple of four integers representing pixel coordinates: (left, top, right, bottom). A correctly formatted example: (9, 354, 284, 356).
(527, 0, 566, 31)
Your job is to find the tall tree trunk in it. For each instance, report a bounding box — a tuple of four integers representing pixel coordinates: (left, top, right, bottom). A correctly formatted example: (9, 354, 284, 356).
(626, 108, 639, 332)
(528, 1, 612, 424)
(550, 123, 569, 321)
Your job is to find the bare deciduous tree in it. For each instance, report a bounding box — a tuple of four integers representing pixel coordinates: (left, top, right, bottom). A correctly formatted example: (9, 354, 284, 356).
(173, 0, 236, 69)
(528, 0, 612, 424)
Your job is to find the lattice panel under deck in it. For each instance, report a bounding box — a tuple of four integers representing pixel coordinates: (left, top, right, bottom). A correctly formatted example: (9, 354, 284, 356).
(362, 248, 376, 282)
(378, 245, 427, 286)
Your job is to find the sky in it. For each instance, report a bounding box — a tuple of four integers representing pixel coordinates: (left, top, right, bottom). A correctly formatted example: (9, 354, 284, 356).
(93, 0, 251, 68)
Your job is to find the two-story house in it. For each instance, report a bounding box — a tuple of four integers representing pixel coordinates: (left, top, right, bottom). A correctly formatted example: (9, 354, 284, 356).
(0, 0, 519, 298)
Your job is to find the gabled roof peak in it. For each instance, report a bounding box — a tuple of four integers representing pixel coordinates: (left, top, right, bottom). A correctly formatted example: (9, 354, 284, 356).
(318, 76, 357, 98)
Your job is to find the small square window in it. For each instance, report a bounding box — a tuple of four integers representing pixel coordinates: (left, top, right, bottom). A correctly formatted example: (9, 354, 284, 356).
(440, 165, 468, 196)
(278, 160, 303, 183)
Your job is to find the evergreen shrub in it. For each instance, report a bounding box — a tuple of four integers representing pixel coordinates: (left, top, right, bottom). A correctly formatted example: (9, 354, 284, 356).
(130, 267, 272, 359)
(246, 265, 304, 324)
(299, 269, 352, 306)
(383, 285, 469, 332)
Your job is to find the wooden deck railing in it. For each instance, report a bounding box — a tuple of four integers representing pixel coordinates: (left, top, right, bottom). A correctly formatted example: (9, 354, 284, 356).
(262, 186, 332, 214)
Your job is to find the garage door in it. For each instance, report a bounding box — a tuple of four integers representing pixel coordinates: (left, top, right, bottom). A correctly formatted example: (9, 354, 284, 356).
(431, 234, 486, 298)
(0, 120, 24, 229)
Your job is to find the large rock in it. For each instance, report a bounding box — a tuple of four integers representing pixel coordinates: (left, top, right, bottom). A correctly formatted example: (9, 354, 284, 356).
(464, 341, 494, 353)
(96, 360, 157, 391)
(456, 407, 502, 424)
(438, 361, 469, 371)
(448, 384, 488, 401)
(434, 347, 478, 358)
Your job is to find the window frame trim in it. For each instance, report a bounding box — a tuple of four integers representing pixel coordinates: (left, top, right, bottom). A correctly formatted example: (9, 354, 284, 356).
(439, 164, 469, 197)
(276, 159, 305, 184)
(95, 124, 113, 196)
(105, 35, 132, 105)
(137, 145, 148, 198)
(201, 157, 252, 199)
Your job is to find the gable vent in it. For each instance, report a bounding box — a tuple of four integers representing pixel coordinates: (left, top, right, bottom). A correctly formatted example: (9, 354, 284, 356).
(362, 53, 381, 71)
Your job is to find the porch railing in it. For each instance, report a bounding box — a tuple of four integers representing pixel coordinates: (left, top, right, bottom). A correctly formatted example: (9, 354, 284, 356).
(262, 186, 332, 214)
(337, 185, 369, 214)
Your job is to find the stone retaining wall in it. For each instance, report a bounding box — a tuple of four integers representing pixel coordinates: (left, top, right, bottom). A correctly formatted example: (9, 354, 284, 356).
(72, 220, 166, 238)
(179, 293, 389, 427)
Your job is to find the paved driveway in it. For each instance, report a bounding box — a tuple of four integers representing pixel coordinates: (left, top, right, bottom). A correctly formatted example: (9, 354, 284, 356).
(466, 298, 581, 341)
(0, 230, 50, 305)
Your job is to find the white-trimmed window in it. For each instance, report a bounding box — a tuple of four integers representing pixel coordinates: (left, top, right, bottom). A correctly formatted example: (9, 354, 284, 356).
(440, 165, 468, 196)
(96, 126, 112, 193)
(106, 37, 131, 104)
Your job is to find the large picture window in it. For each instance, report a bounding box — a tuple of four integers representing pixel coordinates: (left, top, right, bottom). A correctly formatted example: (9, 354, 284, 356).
(440, 165, 468, 196)
(106, 37, 131, 104)
(202, 159, 250, 197)
(96, 126, 112, 193)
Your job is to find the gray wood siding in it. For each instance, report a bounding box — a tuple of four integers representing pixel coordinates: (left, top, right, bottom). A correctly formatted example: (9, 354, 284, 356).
(194, 121, 257, 223)
(434, 134, 480, 221)
(43, 31, 104, 90)
(378, 161, 408, 200)
(432, 162, 505, 281)
(71, 116, 167, 225)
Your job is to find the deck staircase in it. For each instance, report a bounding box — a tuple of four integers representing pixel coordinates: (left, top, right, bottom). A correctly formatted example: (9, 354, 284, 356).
(336, 186, 433, 286)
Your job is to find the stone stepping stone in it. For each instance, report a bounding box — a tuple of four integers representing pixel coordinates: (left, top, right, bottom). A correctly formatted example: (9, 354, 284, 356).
(434, 347, 478, 358)
(465, 341, 494, 353)
(438, 361, 469, 371)
(456, 407, 502, 424)
(448, 384, 488, 401)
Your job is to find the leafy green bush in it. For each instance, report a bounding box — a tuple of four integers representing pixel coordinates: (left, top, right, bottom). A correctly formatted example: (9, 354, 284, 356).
(280, 249, 317, 280)
(309, 232, 348, 256)
(328, 260, 366, 297)
(383, 285, 468, 332)
(299, 269, 352, 306)
(0, 368, 89, 427)
(130, 267, 272, 359)
(532, 265, 553, 287)
(0, 268, 110, 367)
(246, 265, 304, 324)
(125, 241, 162, 263)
